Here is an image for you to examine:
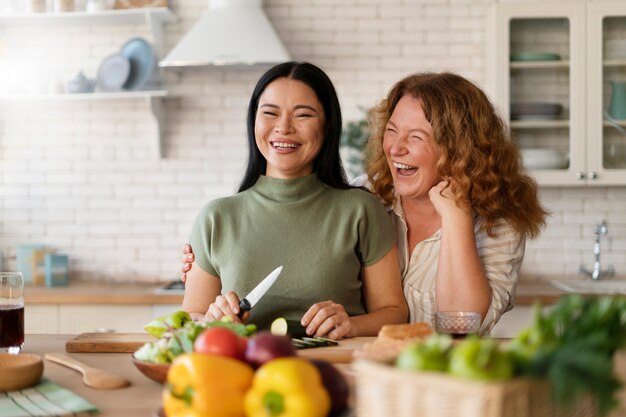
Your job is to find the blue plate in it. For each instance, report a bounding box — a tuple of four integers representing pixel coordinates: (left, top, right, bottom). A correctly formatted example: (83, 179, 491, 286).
(97, 54, 130, 92)
(120, 37, 155, 90)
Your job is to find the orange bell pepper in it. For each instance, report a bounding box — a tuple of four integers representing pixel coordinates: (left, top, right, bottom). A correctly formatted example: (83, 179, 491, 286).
(163, 353, 254, 417)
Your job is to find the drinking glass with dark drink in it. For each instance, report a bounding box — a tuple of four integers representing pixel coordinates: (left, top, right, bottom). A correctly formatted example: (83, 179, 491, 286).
(0, 272, 24, 354)
(435, 311, 480, 339)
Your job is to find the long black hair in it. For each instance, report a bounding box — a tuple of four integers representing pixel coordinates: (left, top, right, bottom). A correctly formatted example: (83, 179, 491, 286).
(238, 61, 350, 192)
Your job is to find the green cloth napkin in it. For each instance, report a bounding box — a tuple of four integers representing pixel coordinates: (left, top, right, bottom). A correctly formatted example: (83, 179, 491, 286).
(0, 378, 99, 417)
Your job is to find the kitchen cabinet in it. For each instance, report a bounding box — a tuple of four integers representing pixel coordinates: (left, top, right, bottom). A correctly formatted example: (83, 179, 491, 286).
(25, 303, 181, 334)
(0, 7, 176, 158)
(494, 1, 626, 186)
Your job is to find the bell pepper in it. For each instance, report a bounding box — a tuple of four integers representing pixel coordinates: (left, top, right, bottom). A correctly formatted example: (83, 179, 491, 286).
(244, 357, 330, 417)
(163, 353, 254, 417)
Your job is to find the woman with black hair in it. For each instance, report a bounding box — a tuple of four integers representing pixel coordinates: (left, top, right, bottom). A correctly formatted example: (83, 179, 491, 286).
(182, 62, 408, 339)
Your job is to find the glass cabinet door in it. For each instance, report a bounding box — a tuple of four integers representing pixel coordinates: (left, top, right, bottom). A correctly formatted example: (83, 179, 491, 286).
(495, 4, 586, 186)
(588, 2, 626, 184)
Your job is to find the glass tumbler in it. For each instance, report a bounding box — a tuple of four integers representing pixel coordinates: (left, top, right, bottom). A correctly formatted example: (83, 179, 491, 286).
(435, 311, 481, 339)
(0, 272, 24, 354)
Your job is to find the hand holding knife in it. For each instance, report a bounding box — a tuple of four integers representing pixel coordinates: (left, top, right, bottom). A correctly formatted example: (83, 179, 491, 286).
(237, 265, 283, 319)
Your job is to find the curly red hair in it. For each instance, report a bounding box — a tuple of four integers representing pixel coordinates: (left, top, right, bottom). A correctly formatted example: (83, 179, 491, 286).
(366, 72, 547, 238)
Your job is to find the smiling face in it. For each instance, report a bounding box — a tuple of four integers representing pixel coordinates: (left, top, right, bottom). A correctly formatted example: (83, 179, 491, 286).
(383, 94, 441, 202)
(254, 78, 326, 179)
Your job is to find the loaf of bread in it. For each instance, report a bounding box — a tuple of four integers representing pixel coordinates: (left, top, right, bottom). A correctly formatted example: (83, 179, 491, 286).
(354, 322, 433, 363)
(378, 322, 432, 340)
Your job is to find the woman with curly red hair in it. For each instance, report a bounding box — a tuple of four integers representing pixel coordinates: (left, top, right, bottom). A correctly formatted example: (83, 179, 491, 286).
(364, 72, 547, 334)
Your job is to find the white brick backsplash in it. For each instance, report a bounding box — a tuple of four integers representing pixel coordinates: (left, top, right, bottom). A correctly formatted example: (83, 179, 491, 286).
(0, 0, 624, 282)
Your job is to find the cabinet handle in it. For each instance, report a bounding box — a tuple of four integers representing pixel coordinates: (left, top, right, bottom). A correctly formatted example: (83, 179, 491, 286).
(576, 172, 586, 180)
(588, 172, 597, 180)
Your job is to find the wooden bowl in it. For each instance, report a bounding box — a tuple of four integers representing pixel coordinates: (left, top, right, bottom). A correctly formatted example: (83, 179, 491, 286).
(0, 353, 44, 391)
(131, 355, 169, 384)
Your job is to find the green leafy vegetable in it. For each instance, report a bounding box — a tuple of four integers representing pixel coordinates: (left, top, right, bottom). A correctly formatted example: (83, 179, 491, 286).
(143, 310, 191, 338)
(135, 312, 257, 364)
(508, 294, 626, 416)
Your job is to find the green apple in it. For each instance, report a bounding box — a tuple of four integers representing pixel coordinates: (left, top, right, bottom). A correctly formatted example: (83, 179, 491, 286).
(396, 334, 452, 372)
(448, 336, 513, 381)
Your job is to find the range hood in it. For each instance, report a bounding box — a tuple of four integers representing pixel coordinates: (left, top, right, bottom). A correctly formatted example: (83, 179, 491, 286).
(159, 0, 290, 67)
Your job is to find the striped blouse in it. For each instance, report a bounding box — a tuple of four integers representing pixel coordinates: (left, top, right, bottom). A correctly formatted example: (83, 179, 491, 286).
(389, 198, 525, 334)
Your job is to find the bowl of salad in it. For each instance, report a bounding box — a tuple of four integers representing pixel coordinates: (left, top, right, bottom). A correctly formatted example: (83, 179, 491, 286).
(131, 311, 257, 383)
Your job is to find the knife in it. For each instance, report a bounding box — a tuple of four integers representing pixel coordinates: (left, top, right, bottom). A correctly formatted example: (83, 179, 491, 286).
(238, 265, 283, 317)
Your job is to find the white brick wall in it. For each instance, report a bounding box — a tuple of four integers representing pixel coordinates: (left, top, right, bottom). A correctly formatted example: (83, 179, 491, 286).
(0, 0, 625, 282)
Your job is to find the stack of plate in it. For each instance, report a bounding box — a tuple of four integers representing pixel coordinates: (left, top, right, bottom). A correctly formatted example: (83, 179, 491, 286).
(97, 37, 157, 92)
(521, 148, 568, 169)
(510, 102, 563, 120)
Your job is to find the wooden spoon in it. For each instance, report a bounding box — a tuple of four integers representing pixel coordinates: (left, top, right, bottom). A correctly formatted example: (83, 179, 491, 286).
(45, 353, 131, 390)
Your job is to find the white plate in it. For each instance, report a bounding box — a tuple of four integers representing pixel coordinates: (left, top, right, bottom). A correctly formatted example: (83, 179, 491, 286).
(97, 54, 131, 92)
(522, 148, 568, 169)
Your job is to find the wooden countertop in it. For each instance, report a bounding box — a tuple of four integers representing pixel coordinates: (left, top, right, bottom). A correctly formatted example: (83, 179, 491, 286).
(21, 334, 372, 417)
(20, 334, 626, 417)
(25, 279, 570, 306)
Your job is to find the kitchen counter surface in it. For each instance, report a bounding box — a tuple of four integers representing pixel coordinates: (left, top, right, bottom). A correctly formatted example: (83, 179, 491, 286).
(24, 277, 622, 306)
(19, 334, 626, 417)
(21, 334, 372, 417)
(23, 334, 164, 417)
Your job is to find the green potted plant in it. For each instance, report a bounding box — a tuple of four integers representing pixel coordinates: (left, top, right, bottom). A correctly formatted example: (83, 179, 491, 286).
(340, 113, 369, 180)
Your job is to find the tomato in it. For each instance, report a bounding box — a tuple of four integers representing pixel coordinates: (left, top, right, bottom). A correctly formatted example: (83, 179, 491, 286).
(193, 327, 246, 361)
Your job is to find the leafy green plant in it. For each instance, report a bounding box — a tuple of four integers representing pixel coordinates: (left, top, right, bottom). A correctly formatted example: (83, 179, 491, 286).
(340, 112, 370, 179)
(340, 118, 369, 150)
(508, 294, 626, 415)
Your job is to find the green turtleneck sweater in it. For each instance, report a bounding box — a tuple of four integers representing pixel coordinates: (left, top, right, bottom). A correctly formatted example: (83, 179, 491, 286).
(189, 174, 395, 330)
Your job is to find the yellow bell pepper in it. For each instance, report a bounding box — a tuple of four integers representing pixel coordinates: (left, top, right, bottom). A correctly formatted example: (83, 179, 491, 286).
(163, 353, 254, 417)
(244, 357, 330, 417)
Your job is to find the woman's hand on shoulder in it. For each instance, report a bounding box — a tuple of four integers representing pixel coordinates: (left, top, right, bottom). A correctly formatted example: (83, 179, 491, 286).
(428, 180, 471, 220)
(301, 301, 354, 340)
(204, 291, 250, 324)
(180, 244, 195, 283)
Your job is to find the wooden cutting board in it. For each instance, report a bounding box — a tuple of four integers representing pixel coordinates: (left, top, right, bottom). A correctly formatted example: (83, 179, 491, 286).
(66, 333, 156, 353)
(66, 333, 373, 363)
(297, 337, 373, 363)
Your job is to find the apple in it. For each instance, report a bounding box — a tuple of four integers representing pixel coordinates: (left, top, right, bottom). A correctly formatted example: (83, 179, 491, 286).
(448, 337, 513, 381)
(244, 331, 296, 368)
(193, 327, 246, 361)
(395, 334, 452, 372)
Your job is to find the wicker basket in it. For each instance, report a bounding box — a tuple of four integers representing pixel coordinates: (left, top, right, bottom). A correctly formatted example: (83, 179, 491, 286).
(353, 360, 597, 417)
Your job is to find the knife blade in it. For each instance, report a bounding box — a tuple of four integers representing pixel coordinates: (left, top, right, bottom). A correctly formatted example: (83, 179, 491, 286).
(238, 265, 283, 317)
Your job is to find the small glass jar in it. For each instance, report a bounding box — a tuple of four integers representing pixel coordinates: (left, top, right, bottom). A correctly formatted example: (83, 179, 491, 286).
(53, 0, 73, 12)
(25, 0, 48, 13)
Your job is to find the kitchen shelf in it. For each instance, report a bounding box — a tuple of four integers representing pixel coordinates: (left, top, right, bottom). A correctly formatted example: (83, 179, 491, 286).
(0, 7, 176, 55)
(0, 90, 168, 158)
(603, 120, 626, 127)
(0, 8, 178, 158)
(603, 59, 626, 67)
(0, 7, 175, 25)
(0, 90, 167, 100)
(511, 120, 570, 129)
(510, 60, 570, 69)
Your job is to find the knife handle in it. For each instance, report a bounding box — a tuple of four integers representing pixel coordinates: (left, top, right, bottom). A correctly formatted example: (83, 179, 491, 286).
(238, 298, 251, 319)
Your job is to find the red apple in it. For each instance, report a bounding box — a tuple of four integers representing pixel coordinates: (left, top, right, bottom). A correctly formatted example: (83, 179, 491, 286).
(244, 331, 296, 368)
